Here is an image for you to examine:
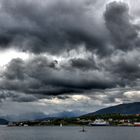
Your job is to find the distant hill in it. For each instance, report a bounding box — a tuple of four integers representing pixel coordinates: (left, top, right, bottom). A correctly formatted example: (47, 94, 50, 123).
(46, 111, 85, 118)
(37, 111, 85, 121)
(0, 118, 8, 125)
(2, 111, 85, 122)
(84, 102, 140, 116)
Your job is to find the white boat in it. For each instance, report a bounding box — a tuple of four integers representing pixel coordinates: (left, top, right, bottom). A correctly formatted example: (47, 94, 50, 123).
(89, 119, 109, 126)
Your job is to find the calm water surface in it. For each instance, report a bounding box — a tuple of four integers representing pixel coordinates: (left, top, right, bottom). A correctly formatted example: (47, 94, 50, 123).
(0, 126, 140, 140)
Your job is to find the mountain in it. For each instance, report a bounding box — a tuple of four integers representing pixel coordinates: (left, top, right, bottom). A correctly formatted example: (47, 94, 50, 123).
(3, 112, 48, 122)
(36, 111, 85, 121)
(37, 111, 86, 121)
(0, 118, 8, 125)
(85, 102, 140, 116)
(2, 111, 85, 122)
(46, 111, 85, 118)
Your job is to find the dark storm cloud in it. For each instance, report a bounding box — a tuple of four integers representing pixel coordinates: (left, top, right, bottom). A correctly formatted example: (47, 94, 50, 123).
(0, 55, 118, 97)
(100, 49, 140, 87)
(0, 0, 140, 107)
(111, 57, 140, 80)
(70, 57, 98, 71)
(0, 0, 109, 55)
(104, 1, 139, 50)
(0, 90, 37, 102)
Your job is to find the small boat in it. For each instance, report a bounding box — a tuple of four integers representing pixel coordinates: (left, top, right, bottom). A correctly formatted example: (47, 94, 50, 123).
(60, 123, 63, 127)
(80, 126, 86, 132)
(89, 119, 110, 126)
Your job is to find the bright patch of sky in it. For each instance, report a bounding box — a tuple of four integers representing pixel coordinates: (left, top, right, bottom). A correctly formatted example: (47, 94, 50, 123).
(0, 49, 30, 67)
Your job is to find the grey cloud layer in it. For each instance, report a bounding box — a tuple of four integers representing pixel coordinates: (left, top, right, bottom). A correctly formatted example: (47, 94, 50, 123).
(104, 1, 139, 51)
(0, 0, 109, 54)
(0, 56, 116, 96)
(0, 0, 138, 56)
(0, 0, 138, 54)
(0, 0, 140, 111)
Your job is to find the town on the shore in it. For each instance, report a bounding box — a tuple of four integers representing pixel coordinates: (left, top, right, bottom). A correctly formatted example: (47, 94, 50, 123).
(8, 114, 140, 127)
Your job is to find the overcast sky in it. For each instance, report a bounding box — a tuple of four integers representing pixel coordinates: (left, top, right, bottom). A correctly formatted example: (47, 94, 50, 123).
(0, 0, 140, 120)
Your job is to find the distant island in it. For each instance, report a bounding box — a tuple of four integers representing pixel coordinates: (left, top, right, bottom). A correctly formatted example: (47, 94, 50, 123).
(5, 102, 140, 127)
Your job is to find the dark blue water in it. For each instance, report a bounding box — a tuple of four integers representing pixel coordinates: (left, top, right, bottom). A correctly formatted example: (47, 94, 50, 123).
(0, 126, 140, 140)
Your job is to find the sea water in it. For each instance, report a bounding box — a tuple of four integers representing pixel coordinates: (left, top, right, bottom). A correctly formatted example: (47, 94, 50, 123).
(0, 126, 140, 140)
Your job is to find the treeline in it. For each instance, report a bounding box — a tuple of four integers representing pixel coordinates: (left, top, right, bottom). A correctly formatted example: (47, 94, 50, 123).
(80, 114, 140, 121)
